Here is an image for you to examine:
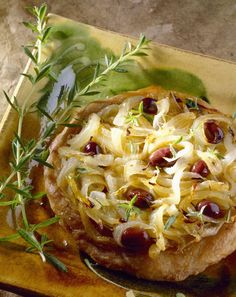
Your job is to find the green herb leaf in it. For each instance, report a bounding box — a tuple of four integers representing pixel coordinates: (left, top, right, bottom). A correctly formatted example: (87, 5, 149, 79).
(82, 91, 101, 96)
(18, 229, 42, 251)
(58, 123, 81, 128)
(118, 195, 141, 221)
(0, 233, 20, 242)
(22, 21, 37, 32)
(39, 4, 47, 22)
(42, 123, 56, 138)
(32, 216, 60, 231)
(185, 99, 199, 110)
(25, 246, 36, 253)
(3, 91, 18, 111)
(6, 184, 32, 198)
(93, 63, 100, 80)
(35, 64, 52, 82)
(14, 154, 31, 171)
(207, 148, 224, 160)
(33, 157, 54, 169)
(32, 192, 46, 199)
(42, 27, 52, 42)
(173, 136, 183, 145)
(67, 82, 77, 105)
(44, 253, 68, 272)
(114, 68, 128, 73)
(132, 52, 148, 57)
(23, 47, 37, 64)
(77, 167, 87, 172)
(164, 215, 177, 230)
(14, 133, 25, 151)
(138, 101, 144, 114)
(0, 200, 18, 206)
(40, 234, 53, 246)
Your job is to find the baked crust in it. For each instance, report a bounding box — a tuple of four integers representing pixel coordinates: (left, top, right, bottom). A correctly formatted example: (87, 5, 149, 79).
(44, 86, 236, 281)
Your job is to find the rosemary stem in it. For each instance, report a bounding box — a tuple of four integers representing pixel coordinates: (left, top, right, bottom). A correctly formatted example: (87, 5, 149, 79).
(0, 171, 15, 193)
(0, 86, 36, 195)
(36, 14, 42, 66)
(16, 112, 29, 229)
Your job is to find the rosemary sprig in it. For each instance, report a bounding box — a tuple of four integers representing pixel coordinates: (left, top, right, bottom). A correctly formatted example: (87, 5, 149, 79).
(0, 3, 150, 271)
(1, 4, 66, 271)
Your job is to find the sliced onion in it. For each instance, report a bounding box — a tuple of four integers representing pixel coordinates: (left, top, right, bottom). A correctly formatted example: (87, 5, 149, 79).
(113, 96, 142, 126)
(223, 133, 236, 166)
(83, 154, 114, 167)
(153, 97, 170, 129)
(164, 112, 196, 130)
(191, 114, 231, 146)
(164, 141, 193, 162)
(68, 113, 101, 149)
(57, 157, 78, 187)
(197, 150, 223, 176)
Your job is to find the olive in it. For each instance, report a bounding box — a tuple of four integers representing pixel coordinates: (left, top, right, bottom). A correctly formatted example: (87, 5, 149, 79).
(149, 147, 175, 167)
(191, 160, 209, 177)
(83, 141, 102, 155)
(204, 121, 224, 144)
(142, 98, 158, 115)
(121, 226, 153, 251)
(196, 200, 224, 219)
(126, 188, 153, 209)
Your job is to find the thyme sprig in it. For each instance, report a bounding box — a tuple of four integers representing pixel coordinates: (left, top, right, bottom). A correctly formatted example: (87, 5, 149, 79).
(118, 195, 141, 221)
(207, 148, 224, 160)
(125, 100, 154, 126)
(1, 4, 150, 271)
